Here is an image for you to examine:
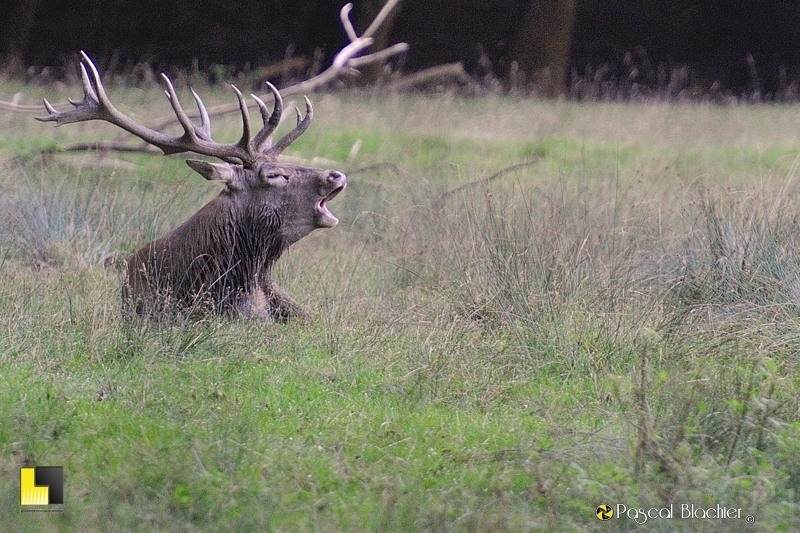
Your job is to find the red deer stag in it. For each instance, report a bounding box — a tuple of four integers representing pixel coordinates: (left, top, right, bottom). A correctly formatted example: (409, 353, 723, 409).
(36, 1, 406, 322)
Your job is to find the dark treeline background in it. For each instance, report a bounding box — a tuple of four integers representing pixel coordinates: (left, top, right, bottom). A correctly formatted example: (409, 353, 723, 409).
(2, 0, 799, 99)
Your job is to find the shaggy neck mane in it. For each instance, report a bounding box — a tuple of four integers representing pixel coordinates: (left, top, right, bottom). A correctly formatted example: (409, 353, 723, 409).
(158, 197, 287, 305)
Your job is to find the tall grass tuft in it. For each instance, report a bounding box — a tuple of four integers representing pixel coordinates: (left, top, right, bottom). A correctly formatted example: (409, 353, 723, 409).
(408, 169, 800, 508)
(0, 158, 211, 268)
(661, 188, 800, 329)
(423, 174, 660, 376)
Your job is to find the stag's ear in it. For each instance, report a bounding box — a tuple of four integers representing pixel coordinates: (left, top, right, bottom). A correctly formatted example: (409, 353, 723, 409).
(186, 160, 241, 190)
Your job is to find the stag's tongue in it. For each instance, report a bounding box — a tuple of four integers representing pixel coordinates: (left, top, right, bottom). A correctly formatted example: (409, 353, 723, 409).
(318, 201, 338, 226)
(317, 186, 344, 227)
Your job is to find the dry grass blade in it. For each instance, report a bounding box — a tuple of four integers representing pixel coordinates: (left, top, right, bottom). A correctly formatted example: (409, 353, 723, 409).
(433, 160, 540, 208)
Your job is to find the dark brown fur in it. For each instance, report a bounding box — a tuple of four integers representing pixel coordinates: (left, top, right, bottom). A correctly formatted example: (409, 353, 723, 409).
(123, 159, 346, 322)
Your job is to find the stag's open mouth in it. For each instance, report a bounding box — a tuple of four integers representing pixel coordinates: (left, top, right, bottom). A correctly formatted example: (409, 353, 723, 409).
(317, 184, 346, 227)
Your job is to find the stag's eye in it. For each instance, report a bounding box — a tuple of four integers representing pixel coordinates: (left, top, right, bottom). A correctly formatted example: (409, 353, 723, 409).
(260, 171, 290, 183)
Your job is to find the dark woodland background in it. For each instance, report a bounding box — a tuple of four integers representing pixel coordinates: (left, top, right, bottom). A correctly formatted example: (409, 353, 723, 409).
(2, 0, 799, 99)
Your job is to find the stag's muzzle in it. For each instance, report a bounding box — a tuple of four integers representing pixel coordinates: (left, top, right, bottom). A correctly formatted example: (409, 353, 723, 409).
(317, 171, 346, 227)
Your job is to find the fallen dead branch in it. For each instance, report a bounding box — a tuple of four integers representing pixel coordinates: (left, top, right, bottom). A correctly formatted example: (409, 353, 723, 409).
(10, 1, 408, 159)
(119, 0, 408, 136)
(387, 62, 475, 91)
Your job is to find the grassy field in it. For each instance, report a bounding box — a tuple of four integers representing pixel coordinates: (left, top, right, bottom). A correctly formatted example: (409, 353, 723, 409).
(2, 79, 800, 531)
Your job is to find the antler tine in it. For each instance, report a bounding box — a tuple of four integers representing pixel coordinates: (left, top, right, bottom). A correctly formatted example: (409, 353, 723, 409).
(41, 98, 59, 116)
(229, 85, 253, 153)
(266, 96, 313, 156)
(72, 61, 98, 106)
(160, 74, 203, 144)
(37, 52, 103, 124)
(252, 82, 283, 152)
(190, 88, 212, 141)
(38, 51, 259, 164)
(166, 79, 255, 163)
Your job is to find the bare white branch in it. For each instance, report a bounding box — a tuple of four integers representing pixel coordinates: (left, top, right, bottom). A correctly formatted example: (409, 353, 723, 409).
(22, 1, 407, 153)
(363, 0, 402, 39)
(339, 3, 359, 42)
(143, 1, 407, 135)
(348, 43, 410, 69)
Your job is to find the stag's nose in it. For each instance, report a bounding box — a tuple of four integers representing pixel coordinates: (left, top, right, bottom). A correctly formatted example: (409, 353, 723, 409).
(329, 170, 346, 184)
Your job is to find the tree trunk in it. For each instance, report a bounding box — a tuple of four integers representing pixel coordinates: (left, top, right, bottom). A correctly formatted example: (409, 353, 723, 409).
(509, 0, 576, 97)
(3, 0, 43, 74)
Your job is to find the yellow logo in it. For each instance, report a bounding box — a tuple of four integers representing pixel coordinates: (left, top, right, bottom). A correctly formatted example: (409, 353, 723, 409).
(596, 504, 613, 520)
(20, 467, 63, 506)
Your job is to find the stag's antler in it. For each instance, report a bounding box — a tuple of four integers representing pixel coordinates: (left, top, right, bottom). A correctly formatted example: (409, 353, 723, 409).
(33, 1, 407, 158)
(36, 51, 309, 166)
(140, 1, 407, 134)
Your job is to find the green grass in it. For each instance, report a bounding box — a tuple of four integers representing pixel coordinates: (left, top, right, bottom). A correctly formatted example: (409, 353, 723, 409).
(2, 82, 800, 531)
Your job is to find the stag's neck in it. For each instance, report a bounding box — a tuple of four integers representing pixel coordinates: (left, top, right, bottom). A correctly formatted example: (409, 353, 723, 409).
(165, 196, 287, 275)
